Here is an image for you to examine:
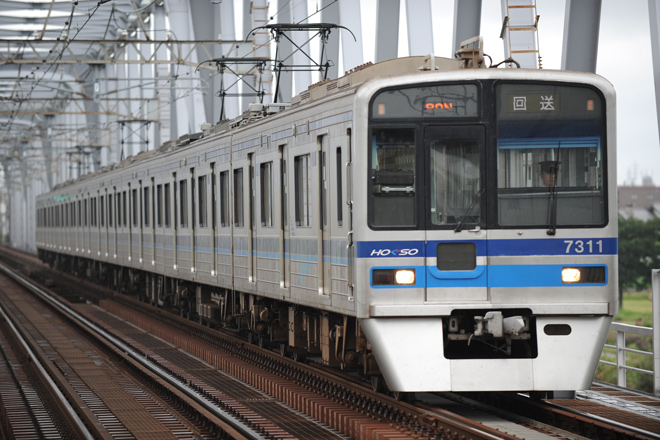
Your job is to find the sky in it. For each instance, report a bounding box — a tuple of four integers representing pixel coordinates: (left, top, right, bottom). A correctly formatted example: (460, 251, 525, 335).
(357, 0, 660, 186)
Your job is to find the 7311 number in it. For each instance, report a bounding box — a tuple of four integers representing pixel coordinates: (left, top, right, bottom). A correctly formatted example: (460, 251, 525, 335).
(564, 240, 603, 254)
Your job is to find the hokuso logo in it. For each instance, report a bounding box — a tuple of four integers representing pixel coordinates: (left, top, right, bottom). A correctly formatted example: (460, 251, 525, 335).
(370, 248, 419, 257)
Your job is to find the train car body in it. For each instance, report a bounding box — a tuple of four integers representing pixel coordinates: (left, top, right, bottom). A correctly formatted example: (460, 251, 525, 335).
(36, 55, 617, 393)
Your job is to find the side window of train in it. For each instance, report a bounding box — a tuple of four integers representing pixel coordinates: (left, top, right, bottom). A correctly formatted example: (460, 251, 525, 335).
(107, 194, 113, 227)
(116, 193, 121, 227)
(100, 196, 105, 227)
(234, 168, 244, 227)
(172, 174, 177, 227)
(143, 187, 150, 226)
(157, 184, 163, 227)
(249, 160, 255, 229)
(132, 189, 138, 227)
(198, 174, 207, 228)
(84, 198, 88, 227)
(321, 151, 327, 227)
(210, 169, 217, 229)
(294, 154, 310, 227)
(260, 162, 273, 227)
(92, 197, 97, 227)
(179, 179, 188, 227)
(190, 171, 196, 228)
(122, 191, 128, 227)
(336, 147, 343, 226)
(280, 149, 288, 227)
(220, 171, 230, 227)
(164, 183, 171, 228)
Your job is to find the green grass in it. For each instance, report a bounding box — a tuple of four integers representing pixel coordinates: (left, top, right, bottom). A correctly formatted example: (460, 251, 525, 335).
(615, 291, 653, 327)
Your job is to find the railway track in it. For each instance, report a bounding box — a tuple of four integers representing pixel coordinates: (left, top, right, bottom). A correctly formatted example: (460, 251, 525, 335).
(420, 391, 660, 440)
(0, 261, 249, 439)
(0, 296, 94, 439)
(0, 246, 658, 439)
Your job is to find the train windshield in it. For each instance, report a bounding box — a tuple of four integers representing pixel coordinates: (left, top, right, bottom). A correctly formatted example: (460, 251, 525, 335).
(368, 81, 607, 230)
(369, 128, 417, 227)
(428, 126, 483, 227)
(495, 83, 606, 227)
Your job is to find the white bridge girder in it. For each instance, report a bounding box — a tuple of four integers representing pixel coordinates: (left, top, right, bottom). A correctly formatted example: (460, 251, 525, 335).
(562, 0, 601, 72)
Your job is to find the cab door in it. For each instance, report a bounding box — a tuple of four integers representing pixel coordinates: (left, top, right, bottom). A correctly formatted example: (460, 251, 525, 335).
(424, 125, 487, 302)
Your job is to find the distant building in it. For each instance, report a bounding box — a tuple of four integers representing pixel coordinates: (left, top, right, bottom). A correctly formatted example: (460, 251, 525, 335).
(618, 185, 660, 220)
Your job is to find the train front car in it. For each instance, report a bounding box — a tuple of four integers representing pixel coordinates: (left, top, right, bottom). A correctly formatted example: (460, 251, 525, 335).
(354, 69, 617, 393)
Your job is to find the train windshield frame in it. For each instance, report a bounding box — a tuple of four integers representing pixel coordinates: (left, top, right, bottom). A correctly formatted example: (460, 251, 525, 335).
(367, 80, 608, 231)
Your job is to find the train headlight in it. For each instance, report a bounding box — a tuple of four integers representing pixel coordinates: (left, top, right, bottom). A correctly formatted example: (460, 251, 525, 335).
(561, 266, 606, 284)
(372, 268, 416, 286)
(561, 268, 581, 283)
(394, 269, 416, 285)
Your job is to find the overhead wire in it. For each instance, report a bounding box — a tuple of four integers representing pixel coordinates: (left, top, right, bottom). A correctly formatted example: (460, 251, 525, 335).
(1, 1, 105, 144)
(3, 0, 342, 166)
(199, 0, 340, 112)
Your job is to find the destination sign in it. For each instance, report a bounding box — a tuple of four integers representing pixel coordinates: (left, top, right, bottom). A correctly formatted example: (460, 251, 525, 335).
(372, 84, 478, 118)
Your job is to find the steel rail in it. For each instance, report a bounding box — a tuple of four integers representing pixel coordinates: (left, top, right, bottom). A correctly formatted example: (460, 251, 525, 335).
(0, 291, 95, 439)
(0, 261, 264, 440)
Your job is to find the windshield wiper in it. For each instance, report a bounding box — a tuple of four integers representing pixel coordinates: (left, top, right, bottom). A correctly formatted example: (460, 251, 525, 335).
(546, 181, 558, 235)
(545, 154, 560, 236)
(455, 188, 483, 232)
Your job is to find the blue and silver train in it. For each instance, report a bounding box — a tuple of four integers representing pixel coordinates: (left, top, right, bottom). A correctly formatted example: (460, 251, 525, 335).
(36, 54, 617, 393)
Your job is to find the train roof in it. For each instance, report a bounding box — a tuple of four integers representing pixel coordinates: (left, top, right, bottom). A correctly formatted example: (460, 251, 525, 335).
(289, 55, 462, 108)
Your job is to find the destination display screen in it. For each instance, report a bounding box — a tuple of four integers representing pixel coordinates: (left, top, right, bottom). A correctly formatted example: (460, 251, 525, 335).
(497, 83, 601, 120)
(371, 84, 479, 118)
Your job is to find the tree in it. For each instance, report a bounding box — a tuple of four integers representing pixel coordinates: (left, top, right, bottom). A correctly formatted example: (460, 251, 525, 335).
(618, 217, 660, 292)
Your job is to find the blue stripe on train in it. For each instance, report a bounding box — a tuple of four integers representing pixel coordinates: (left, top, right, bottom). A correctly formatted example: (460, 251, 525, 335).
(358, 237, 617, 258)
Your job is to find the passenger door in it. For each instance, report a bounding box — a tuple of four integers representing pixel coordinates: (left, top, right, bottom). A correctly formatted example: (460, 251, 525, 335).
(424, 125, 487, 302)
